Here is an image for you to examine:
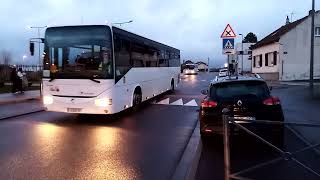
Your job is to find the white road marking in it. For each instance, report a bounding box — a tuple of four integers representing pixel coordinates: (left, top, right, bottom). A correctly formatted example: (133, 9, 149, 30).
(157, 98, 170, 105)
(184, 99, 198, 107)
(170, 99, 183, 106)
(201, 80, 207, 82)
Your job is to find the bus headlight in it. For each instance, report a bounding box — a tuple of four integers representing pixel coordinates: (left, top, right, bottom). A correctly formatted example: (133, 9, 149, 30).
(43, 96, 53, 105)
(95, 98, 112, 107)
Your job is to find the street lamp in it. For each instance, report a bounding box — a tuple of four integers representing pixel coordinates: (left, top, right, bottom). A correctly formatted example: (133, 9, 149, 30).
(22, 55, 27, 62)
(239, 33, 244, 73)
(112, 20, 133, 26)
(28, 25, 48, 65)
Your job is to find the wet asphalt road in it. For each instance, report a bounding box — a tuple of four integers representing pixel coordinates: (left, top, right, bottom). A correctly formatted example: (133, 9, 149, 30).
(0, 72, 212, 180)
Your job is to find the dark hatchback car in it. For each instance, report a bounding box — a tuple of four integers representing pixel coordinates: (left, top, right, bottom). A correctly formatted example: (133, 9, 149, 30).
(199, 76, 284, 138)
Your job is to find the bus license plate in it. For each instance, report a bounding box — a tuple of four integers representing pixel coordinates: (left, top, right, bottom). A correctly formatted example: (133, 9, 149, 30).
(67, 108, 82, 113)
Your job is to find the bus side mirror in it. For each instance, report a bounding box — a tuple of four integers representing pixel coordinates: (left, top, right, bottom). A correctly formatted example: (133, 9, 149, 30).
(201, 89, 208, 95)
(30, 42, 35, 56)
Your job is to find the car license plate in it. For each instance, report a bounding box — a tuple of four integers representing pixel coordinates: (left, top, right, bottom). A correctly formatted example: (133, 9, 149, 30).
(233, 116, 256, 123)
(67, 108, 82, 113)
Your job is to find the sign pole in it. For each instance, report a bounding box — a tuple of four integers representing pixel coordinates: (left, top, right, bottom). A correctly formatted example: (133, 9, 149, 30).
(309, 0, 315, 89)
(221, 24, 237, 77)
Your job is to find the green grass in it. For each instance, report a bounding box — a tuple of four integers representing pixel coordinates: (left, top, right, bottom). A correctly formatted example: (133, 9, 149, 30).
(0, 85, 40, 94)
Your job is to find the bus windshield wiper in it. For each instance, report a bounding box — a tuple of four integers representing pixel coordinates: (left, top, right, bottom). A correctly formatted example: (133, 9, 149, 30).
(89, 78, 100, 83)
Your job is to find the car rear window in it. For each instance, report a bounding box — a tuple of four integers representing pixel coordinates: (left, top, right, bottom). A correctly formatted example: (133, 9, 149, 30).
(211, 81, 269, 100)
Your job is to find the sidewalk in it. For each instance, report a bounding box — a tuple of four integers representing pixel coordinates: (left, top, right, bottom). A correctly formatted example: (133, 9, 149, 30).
(273, 85, 320, 145)
(0, 90, 41, 105)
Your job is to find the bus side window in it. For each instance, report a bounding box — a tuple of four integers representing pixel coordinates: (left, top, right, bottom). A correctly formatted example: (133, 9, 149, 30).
(115, 36, 131, 82)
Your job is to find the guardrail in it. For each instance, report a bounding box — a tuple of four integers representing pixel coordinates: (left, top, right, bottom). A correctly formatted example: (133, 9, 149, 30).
(222, 108, 320, 180)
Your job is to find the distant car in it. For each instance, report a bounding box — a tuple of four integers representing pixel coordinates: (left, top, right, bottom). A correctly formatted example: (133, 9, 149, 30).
(199, 75, 284, 139)
(218, 68, 228, 77)
(183, 64, 198, 75)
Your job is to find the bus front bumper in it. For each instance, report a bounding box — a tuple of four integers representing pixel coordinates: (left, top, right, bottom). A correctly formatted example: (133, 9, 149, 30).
(42, 96, 123, 114)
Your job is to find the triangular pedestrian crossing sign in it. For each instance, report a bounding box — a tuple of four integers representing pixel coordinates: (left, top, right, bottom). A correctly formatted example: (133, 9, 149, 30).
(221, 24, 236, 38)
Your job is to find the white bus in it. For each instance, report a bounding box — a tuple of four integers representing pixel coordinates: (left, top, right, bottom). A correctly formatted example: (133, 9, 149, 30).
(37, 25, 180, 114)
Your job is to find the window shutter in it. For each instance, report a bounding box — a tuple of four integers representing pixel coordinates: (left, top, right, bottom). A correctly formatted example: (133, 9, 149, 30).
(273, 51, 277, 65)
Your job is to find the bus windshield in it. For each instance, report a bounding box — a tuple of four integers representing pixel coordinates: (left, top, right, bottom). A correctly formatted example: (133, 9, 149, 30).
(43, 26, 113, 79)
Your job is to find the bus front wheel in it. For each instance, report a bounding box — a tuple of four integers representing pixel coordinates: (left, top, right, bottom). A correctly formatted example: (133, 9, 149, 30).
(132, 88, 142, 107)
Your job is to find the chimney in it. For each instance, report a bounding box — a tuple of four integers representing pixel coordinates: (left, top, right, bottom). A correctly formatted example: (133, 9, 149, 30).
(286, 16, 290, 25)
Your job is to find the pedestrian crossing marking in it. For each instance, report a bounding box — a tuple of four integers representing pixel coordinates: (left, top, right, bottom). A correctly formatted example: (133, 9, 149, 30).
(169, 99, 183, 106)
(157, 98, 170, 105)
(153, 98, 199, 107)
(184, 99, 198, 107)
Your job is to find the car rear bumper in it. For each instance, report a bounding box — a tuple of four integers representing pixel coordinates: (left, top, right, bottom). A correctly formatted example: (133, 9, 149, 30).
(199, 113, 284, 135)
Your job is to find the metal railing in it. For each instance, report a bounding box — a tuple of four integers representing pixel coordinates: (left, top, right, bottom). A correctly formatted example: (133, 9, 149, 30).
(222, 108, 320, 180)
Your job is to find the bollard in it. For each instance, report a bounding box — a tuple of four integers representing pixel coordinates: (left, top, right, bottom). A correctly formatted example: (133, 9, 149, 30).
(222, 108, 231, 180)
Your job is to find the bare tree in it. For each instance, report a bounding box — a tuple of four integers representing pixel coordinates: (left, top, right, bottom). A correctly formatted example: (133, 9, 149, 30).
(0, 50, 12, 65)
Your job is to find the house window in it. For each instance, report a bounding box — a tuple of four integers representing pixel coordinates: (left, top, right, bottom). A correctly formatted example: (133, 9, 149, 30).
(265, 54, 269, 66)
(253, 55, 262, 68)
(273, 51, 277, 65)
(315, 27, 320, 37)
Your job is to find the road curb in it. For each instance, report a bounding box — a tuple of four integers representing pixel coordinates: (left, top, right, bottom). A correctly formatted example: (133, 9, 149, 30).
(0, 109, 45, 121)
(172, 121, 202, 180)
(0, 97, 41, 106)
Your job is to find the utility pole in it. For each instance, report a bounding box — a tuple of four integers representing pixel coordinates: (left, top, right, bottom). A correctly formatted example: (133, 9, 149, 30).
(309, 0, 315, 89)
(207, 57, 210, 73)
(239, 34, 244, 73)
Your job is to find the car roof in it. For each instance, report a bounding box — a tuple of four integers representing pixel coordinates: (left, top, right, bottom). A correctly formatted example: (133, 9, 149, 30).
(210, 75, 266, 86)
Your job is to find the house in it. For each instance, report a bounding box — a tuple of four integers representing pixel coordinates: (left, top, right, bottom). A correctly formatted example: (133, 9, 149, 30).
(195, 61, 208, 71)
(251, 11, 320, 81)
(235, 43, 255, 73)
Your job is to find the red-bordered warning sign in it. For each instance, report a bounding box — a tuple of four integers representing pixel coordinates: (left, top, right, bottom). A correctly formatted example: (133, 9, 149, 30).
(221, 24, 236, 38)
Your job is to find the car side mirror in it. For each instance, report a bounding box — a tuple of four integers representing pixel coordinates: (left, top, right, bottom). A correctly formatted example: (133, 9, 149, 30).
(201, 89, 208, 95)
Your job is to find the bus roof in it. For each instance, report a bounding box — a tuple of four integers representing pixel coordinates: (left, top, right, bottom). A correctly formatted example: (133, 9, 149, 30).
(46, 25, 180, 53)
(112, 26, 180, 52)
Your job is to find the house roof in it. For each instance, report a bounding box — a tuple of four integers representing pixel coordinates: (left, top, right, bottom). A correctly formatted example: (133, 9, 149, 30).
(251, 11, 319, 50)
(195, 61, 208, 66)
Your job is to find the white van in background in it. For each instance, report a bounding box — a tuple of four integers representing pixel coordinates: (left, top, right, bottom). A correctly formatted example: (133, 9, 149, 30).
(183, 64, 198, 75)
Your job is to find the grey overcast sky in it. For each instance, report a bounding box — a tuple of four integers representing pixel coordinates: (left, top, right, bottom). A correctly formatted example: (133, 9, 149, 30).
(0, 0, 318, 67)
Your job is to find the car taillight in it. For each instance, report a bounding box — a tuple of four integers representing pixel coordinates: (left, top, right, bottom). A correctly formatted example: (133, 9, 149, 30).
(263, 97, 280, 105)
(201, 100, 218, 108)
